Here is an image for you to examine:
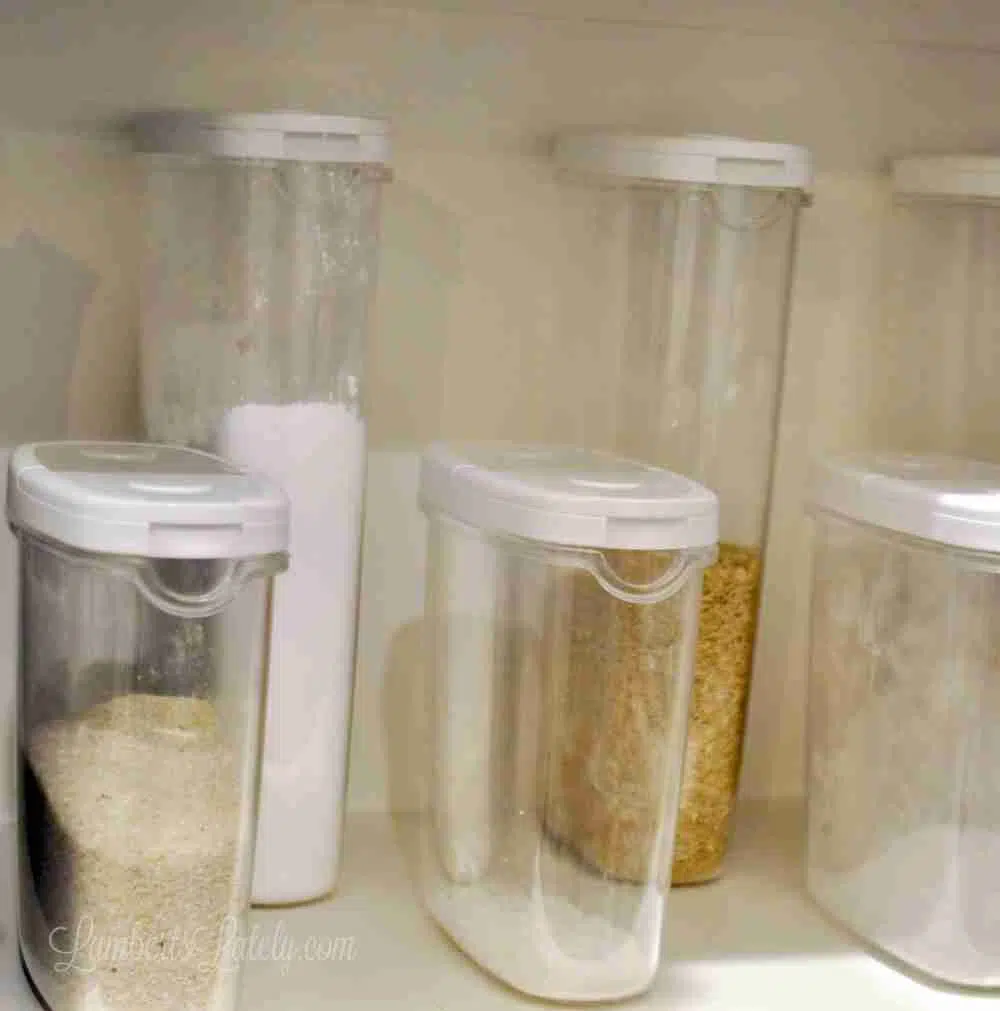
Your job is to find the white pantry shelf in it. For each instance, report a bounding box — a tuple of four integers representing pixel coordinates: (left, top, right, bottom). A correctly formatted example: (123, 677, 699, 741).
(1, 801, 995, 1010)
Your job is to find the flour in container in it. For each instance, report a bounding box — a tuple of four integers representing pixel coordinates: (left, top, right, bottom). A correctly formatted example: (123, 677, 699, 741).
(214, 400, 366, 904)
(806, 519, 1000, 987)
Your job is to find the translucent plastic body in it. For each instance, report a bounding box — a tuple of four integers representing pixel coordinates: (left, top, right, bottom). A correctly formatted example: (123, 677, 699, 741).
(875, 197, 1000, 460)
(419, 514, 711, 1001)
(139, 156, 385, 439)
(583, 181, 803, 882)
(138, 152, 386, 904)
(806, 513, 1000, 988)
(15, 531, 280, 1011)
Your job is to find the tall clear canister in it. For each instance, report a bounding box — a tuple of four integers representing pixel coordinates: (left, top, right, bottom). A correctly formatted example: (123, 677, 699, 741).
(133, 110, 390, 904)
(553, 134, 812, 883)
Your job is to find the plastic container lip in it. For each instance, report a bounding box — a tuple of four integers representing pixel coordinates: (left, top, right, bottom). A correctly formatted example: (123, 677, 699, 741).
(130, 109, 391, 166)
(419, 441, 719, 552)
(892, 154, 1000, 203)
(810, 451, 1000, 555)
(7, 441, 290, 560)
(553, 132, 814, 196)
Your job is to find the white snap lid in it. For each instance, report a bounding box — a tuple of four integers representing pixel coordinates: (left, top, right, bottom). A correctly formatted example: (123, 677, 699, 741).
(553, 132, 813, 195)
(419, 443, 718, 551)
(7, 442, 290, 559)
(811, 452, 1000, 554)
(892, 155, 1000, 203)
(131, 110, 391, 167)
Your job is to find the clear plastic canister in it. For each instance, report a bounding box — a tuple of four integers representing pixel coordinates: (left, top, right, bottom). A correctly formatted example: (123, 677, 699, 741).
(417, 444, 718, 1001)
(553, 134, 813, 883)
(806, 452, 1000, 989)
(7, 442, 289, 1011)
(876, 156, 1000, 460)
(132, 111, 390, 905)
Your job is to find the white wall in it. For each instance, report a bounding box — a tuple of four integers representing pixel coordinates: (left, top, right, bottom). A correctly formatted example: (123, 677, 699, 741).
(1, 0, 998, 818)
(0, 133, 139, 441)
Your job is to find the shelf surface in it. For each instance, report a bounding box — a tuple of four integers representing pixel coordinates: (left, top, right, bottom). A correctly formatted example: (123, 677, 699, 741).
(2, 801, 996, 1010)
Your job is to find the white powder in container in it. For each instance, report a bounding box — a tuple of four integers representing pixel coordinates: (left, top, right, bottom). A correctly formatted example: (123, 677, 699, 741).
(214, 401, 366, 905)
(808, 826, 1000, 987)
(806, 521, 1000, 988)
(432, 532, 499, 885)
(425, 821, 663, 1002)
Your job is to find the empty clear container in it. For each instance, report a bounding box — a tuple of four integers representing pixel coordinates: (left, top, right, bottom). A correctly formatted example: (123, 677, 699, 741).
(417, 444, 718, 1001)
(553, 134, 813, 883)
(877, 157, 1000, 460)
(806, 452, 1000, 989)
(8, 442, 288, 1011)
(133, 110, 390, 904)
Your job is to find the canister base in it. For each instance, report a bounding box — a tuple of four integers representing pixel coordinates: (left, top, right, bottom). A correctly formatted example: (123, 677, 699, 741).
(671, 864, 725, 886)
(806, 890, 1000, 994)
(427, 912, 657, 1004)
(20, 947, 54, 1011)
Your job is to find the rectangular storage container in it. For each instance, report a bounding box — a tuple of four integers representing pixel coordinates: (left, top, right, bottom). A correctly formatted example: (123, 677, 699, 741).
(8, 442, 289, 1011)
(417, 443, 718, 1001)
(806, 452, 1000, 989)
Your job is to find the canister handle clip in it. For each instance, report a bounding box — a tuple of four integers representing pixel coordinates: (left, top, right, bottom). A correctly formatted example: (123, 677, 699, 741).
(132, 559, 268, 618)
(584, 545, 717, 605)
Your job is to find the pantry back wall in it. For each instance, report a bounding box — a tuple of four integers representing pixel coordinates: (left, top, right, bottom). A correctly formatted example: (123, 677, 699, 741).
(2, 0, 1000, 821)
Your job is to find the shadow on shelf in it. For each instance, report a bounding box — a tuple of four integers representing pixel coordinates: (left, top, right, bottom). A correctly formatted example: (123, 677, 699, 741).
(381, 616, 431, 889)
(663, 798, 855, 965)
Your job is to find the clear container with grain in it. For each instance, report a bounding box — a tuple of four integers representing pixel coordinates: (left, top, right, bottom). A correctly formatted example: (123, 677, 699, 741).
(7, 442, 288, 1011)
(417, 443, 718, 1001)
(806, 453, 1000, 989)
(552, 134, 812, 883)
